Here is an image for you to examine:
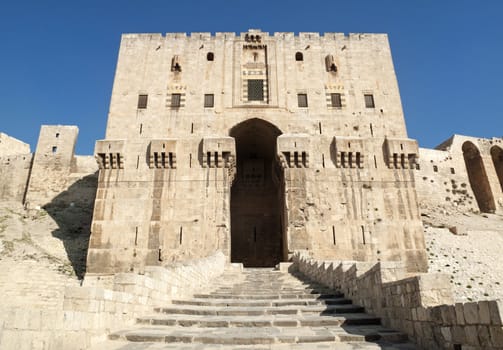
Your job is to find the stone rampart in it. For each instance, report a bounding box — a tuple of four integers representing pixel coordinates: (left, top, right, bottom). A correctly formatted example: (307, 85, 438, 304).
(0, 251, 226, 350)
(293, 252, 503, 349)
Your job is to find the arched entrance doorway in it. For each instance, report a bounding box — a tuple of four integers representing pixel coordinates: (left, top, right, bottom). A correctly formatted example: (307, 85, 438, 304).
(462, 141, 496, 213)
(229, 118, 285, 267)
(490, 146, 503, 192)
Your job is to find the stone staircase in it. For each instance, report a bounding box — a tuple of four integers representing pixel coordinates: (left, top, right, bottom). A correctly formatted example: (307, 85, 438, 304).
(103, 268, 418, 349)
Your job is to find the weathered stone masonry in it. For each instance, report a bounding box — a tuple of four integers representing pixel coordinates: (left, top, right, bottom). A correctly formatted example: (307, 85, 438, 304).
(86, 30, 428, 274)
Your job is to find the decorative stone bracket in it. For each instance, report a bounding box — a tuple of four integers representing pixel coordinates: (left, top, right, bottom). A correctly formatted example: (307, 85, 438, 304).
(333, 136, 365, 168)
(202, 137, 236, 169)
(148, 139, 177, 168)
(95, 140, 125, 169)
(383, 138, 419, 169)
(277, 134, 310, 168)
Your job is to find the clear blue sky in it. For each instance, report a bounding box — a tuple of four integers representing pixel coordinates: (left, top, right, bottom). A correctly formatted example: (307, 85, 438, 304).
(1, 0, 502, 154)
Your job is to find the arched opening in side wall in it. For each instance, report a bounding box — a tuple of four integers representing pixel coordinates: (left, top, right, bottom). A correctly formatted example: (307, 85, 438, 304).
(229, 118, 285, 267)
(490, 146, 503, 192)
(462, 141, 495, 213)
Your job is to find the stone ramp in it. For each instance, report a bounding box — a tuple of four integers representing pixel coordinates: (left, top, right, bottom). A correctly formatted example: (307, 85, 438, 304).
(101, 268, 418, 349)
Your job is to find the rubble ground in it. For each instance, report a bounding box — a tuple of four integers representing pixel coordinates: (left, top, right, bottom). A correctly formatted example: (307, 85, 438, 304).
(421, 204, 503, 302)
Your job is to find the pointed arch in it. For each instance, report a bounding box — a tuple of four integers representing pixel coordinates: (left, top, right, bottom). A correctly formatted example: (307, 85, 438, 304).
(462, 141, 495, 213)
(229, 118, 285, 267)
(490, 145, 503, 192)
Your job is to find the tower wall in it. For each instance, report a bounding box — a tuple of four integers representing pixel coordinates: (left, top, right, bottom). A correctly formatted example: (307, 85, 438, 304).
(87, 30, 427, 274)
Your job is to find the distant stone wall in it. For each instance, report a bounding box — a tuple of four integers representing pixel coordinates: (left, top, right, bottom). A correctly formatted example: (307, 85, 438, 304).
(416, 135, 503, 214)
(0, 132, 30, 156)
(0, 153, 32, 202)
(0, 251, 226, 350)
(293, 252, 503, 349)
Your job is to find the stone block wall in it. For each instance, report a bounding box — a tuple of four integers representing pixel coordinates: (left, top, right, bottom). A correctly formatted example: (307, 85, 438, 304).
(293, 252, 503, 349)
(0, 132, 30, 156)
(0, 251, 226, 350)
(0, 153, 32, 202)
(416, 135, 503, 214)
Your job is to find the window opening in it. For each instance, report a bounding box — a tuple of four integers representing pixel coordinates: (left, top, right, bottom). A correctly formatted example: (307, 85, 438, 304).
(295, 52, 303, 61)
(331, 93, 342, 108)
(207, 52, 214, 61)
(137, 94, 148, 109)
(247, 80, 264, 101)
(364, 94, 375, 108)
(171, 93, 181, 108)
(204, 94, 214, 107)
(52, 146, 57, 154)
(298, 93, 308, 107)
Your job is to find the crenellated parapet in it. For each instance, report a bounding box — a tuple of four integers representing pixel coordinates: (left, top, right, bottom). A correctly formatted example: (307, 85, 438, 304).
(148, 139, 177, 169)
(201, 137, 236, 169)
(383, 138, 419, 169)
(277, 134, 310, 168)
(95, 140, 125, 169)
(333, 136, 365, 168)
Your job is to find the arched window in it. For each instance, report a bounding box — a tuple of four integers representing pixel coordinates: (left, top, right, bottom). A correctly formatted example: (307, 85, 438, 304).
(207, 52, 214, 61)
(295, 52, 303, 61)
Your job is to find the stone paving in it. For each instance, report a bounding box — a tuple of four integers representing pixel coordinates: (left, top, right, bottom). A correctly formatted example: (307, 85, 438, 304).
(93, 268, 418, 349)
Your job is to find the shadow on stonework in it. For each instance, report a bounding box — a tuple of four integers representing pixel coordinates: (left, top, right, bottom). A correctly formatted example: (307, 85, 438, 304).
(42, 172, 98, 279)
(291, 270, 417, 349)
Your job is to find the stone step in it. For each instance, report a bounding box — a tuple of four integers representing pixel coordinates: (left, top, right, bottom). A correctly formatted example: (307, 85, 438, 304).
(193, 292, 343, 300)
(109, 325, 408, 345)
(137, 313, 381, 327)
(93, 340, 418, 350)
(154, 304, 365, 316)
(171, 297, 352, 307)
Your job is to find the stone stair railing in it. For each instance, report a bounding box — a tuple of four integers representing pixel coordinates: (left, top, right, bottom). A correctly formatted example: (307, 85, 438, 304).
(292, 251, 503, 350)
(0, 251, 226, 350)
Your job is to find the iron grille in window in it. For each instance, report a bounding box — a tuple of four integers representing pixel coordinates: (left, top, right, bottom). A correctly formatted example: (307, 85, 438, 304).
(364, 94, 375, 108)
(247, 80, 264, 101)
(331, 93, 342, 108)
(171, 94, 181, 108)
(298, 93, 308, 107)
(204, 94, 214, 108)
(137, 94, 148, 109)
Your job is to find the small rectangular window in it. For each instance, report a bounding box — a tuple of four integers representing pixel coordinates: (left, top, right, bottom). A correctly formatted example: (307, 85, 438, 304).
(52, 146, 57, 154)
(138, 94, 148, 109)
(247, 80, 264, 101)
(204, 94, 214, 108)
(298, 93, 308, 107)
(364, 94, 375, 108)
(171, 93, 181, 108)
(433, 165, 438, 172)
(330, 93, 342, 108)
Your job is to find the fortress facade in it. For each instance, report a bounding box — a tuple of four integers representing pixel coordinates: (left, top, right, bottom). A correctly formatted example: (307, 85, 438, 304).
(1, 29, 502, 276)
(89, 29, 427, 274)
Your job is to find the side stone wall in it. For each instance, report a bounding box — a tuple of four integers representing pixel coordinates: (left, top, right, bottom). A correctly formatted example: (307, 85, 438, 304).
(0, 153, 32, 201)
(293, 252, 503, 349)
(0, 251, 226, 350)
